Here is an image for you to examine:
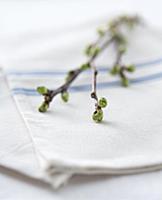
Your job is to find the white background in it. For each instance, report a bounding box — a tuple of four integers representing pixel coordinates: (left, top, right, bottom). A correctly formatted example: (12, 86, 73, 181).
(0, 0, 162, 199)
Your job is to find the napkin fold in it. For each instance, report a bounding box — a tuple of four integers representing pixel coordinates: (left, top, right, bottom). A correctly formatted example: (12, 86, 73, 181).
(1, 25, 162, 188)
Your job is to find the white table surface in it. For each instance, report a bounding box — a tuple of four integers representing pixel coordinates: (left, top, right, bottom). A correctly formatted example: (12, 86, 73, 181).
(0, 165, 162, 200)
(0, 0, 162, 199)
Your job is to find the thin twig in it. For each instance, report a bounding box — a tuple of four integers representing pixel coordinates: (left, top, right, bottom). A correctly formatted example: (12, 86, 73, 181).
(37, 15, 141, 121)
(46, 36, 114, 104)
(91, 64, 98, 103)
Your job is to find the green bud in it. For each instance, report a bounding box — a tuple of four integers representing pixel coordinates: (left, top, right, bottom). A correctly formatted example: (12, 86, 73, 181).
(92, 47, 100, 57)
(99, 97, 107, 108)
(85, 45, 93, 56)
(108, 21, 114, 29)
(118, 45, 127, 54)
(85, 45, 100, 57)
(97, 28, 105, 36)
(126, 65, 135, 72)
(37, 86, 48, 95)
(121, 77, 129, 87)
(115, 34, 126, 45)
(110, 65, 120, 75)
(38, 102, 49, 113)
(68, 70, 75, 76)
(61, 91, 69, 102)
(65, 70, 74, 82)
(109, 26, 116, 36)
(92, 108, 103, 123)
(80, 63, 91, 71)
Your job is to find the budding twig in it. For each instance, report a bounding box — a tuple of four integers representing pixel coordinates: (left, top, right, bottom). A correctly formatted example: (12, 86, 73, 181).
(37, 14, 141, 122)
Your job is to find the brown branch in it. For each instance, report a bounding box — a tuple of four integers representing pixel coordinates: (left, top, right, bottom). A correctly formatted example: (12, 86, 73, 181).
(45, 36, 114, 105)
(37, 14, 141, 116)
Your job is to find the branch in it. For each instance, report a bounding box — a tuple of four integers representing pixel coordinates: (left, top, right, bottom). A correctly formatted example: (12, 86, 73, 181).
(37, 14, 141, 122)
(37, 36, 114, 113)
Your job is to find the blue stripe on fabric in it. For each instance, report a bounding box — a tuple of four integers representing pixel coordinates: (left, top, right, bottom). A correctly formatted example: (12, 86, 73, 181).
(12, 71, 162, 96)
(7, 57, 162, 76)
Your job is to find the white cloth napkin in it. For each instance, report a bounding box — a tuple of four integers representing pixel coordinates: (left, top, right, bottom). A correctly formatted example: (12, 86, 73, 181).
(1, 23, 162, 188)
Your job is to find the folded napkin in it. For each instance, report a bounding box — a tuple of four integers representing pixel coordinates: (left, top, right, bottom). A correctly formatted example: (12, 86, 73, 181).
(1, 25, 162, 188)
